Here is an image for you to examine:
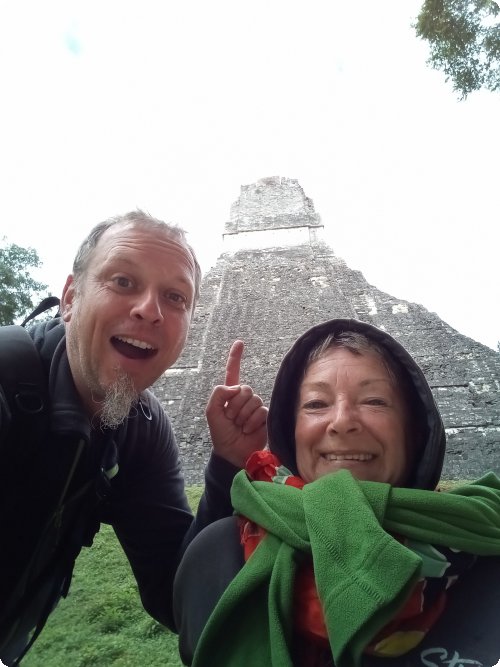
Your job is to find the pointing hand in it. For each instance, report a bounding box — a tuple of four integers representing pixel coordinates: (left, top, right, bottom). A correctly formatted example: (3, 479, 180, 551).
(205, 340, 268, 469)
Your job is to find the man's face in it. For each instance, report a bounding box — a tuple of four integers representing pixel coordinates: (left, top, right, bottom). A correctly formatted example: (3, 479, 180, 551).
(295, 348, 409, 485)
(61, 223, 196, 417)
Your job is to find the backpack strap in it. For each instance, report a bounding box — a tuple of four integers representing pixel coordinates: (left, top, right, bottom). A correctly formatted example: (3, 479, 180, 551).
(20, 295, 60, 327)
(0, 325, 48, 446)
(0, 294, 60, 450)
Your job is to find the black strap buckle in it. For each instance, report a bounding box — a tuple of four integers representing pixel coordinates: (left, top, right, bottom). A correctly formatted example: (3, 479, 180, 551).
(14, 386, 44, 415)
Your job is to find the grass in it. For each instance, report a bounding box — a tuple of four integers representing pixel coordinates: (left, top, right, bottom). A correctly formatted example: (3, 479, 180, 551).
(23, 486, 204, 667)
(436, 479, 469, 491)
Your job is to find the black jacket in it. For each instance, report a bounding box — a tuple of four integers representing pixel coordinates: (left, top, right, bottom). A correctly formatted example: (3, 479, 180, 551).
(0, 318, 237, 661)
(174, 318, 500, 666)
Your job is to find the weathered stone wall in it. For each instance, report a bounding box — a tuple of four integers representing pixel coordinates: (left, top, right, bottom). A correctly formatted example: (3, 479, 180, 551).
(225, 176, 321, 233)
(154, 238, 500, 484)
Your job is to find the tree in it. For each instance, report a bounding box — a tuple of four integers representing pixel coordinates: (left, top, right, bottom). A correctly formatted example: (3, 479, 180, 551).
(415, 0, 500, 98)
(0, 239, 48, 326)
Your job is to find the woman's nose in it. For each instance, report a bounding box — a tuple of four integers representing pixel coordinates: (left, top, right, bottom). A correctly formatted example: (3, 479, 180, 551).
(326, 401, 361, 434)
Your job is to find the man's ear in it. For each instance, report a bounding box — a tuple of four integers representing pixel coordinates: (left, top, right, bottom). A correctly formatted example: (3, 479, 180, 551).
(61, 275, 76, 322)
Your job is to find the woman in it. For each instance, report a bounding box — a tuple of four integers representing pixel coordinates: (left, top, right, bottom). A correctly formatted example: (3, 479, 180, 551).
(174, 319, 500, 667)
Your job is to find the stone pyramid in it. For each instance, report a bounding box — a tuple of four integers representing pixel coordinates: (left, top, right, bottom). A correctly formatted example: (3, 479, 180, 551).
(154, 176, 500, 484)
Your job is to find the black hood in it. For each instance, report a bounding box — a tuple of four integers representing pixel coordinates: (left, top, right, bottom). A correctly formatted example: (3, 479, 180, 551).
(267, 319, 446, 490)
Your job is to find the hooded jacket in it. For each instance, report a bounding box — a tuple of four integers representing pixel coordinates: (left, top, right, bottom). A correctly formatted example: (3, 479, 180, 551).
(174, 319, 500, 666)
(268, 318, 445, 491)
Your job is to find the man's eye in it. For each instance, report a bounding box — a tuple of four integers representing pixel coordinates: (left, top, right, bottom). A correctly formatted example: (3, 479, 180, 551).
(114, 276, 132, 288)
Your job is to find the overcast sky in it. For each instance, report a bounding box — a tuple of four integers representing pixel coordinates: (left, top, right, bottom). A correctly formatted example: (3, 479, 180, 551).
(1, 1, 499, 349)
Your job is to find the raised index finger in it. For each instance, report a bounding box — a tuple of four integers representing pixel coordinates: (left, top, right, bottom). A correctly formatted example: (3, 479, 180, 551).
(225, 340, 244, 386)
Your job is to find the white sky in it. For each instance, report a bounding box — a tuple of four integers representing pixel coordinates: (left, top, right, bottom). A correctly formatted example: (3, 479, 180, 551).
(1, 0, 499, 349)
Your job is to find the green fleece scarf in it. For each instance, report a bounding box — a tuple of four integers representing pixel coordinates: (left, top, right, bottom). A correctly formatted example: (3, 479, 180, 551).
(191, 470, 500, 667)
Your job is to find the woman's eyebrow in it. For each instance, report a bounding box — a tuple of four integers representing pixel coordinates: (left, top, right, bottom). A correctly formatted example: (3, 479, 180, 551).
(300, 381, 330, 391)
(358, 378, 393, 387)
(302, 378, 392, 390)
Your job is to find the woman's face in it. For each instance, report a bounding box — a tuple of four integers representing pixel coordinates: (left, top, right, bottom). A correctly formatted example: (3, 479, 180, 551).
(295, 347, 410, 485)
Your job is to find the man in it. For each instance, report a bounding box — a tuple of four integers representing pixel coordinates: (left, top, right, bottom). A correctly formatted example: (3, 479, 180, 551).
(0, 210, 267, 665)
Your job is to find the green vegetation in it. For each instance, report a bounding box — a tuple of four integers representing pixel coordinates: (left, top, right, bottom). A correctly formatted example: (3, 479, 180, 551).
(437, 479, 469, 491)
(0, 239, 48, 326)
(23, 486, 204, 667)
(415, 0, 500, 98)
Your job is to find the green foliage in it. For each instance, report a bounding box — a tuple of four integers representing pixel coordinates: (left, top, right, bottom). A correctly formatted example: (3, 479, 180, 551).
(185, 485, 203, 510)
(23, 486, 204, 667)
(437, 479, 469, 490)
(0, 238, 48, 326)
(415, 0, 500, 98)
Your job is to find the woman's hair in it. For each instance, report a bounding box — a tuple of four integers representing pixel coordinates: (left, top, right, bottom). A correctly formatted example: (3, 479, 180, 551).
(305, 331, 401, 385)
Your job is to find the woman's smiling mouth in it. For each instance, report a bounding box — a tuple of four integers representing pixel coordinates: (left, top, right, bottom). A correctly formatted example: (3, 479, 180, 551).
(321, 453, 374, 462)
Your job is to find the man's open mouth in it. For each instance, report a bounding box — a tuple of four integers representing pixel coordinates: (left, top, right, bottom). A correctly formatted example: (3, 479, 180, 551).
(111, 336, 157, 360)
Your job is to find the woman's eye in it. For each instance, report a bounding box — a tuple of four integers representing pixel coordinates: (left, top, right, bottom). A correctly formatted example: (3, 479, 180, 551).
(166, 292, 187, 306)
(365, 398, 387, 406)
(303, 400, 327, 410)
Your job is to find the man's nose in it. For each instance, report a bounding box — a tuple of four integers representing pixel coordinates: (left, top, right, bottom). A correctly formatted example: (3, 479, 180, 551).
(326, 401, 361, 434)
(130, 290, 164, 324)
